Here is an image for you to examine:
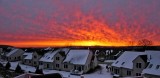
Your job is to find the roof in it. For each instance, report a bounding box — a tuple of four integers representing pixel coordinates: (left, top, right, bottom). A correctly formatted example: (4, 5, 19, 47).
(6, 49, 19, 57)
(39, 50, 59, 62)
(23, 52, 33, 59)
(112, 51, 146, 69)
(142, 51, 160, 76)
(63, 49, 91, 65)
(58, 48, 70, 56)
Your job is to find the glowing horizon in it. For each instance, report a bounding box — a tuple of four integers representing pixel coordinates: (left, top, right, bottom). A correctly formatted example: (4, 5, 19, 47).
(0, 0, 160, 47)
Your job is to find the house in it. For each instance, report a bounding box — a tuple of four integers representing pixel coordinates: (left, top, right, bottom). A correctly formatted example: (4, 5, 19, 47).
(39, 48, 70, 70)
(54, 48, 70, 70)
(22, 51, 43, 67)
(63, 49, 93, 75)
(22, 52, 33, 66)
(39, 50, 58, 69)
(142, 51, 160, 78)
(6, 49, 25, 62)
(111, 51, 147, 77)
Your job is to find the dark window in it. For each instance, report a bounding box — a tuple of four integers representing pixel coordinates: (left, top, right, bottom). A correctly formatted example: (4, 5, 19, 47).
(64, 64, 68, 68)
(29, 60, 31, 63)
(114, 69, 119, 74)
(136, 73, 141, 76)
(115, 61, 119, 64)
(34, 62, 36, 64)
(156, 65, 160, 69)
(122, 62, 125, 65)
(34, 55, 37, 59)
(136, 63, 142, 68)
(56, 57, 60, 60)
(56, 64, 59, 68)
(47, 64, 49, 68)
(149, 64, 153, 68)
(127, 71, 131, 76)
(15, 57, 16, 60)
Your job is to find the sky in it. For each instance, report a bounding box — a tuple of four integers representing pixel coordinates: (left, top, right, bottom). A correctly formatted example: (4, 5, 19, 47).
(0, 0, 160, 47)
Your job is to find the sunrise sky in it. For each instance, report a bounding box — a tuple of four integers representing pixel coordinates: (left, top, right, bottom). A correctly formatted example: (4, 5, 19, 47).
(0, 0, 160, 47)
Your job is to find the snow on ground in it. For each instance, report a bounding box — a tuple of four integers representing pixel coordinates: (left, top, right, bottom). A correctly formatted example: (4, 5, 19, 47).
(1, 61, 113, 78)
(20, 64, 36, 73)
(43, 64, 113, 78)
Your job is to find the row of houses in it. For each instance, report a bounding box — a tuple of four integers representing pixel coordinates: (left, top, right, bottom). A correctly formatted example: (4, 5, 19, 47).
(0, 48, 98, 75)
(110, 50, 160, 78)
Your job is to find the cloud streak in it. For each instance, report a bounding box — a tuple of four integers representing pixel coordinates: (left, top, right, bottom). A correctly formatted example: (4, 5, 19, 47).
(0, 0, 160, 47)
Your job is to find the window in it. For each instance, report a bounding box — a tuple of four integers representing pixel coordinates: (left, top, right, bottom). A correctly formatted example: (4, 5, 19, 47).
(127, 71, 131, 76)
(114, 69, 119, 74)
(156, 65, 160, 69)
(47, 64, 49, 68)
(56, 57, 60, 60)
(56, 64, 59, 68)
(34, 55, 37, 59)
(148, 64, 153, 68)
(15, 57, 16, 60)
(29, 60, 31, 63)
(122, 62, 125, 65)
(34, 62, 36, 65)
(64, 64, 68, 68)
(136, 63, 142, 68)
(115, 61, 119, 64)
(136, 73, 141, 76)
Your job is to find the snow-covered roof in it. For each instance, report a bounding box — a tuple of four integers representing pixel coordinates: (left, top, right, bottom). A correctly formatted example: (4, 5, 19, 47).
(112, 51, 146, 69)
(39, 50, 59, 62)
(6, 49, 19, 57)
(142, 51, 160, 76)
(63, 50, 91, 65)
(23, 52, 33, 59)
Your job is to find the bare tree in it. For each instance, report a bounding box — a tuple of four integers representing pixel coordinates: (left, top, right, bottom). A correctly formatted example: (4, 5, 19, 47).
(137, 39, 153, 46)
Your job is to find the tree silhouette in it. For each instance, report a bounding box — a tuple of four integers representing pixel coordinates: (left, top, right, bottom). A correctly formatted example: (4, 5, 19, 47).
(15, 64, 23, 73)
(138, 39, 153, 46)
(5, 62, 11, 70)
(35, 67, 43, 74)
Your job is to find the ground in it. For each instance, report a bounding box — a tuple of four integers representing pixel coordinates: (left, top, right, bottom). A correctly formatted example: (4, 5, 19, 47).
(0, 61, 113, 78)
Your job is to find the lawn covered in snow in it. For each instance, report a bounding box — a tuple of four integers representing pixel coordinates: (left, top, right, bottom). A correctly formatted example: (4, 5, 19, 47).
(0, 61, 113, 78)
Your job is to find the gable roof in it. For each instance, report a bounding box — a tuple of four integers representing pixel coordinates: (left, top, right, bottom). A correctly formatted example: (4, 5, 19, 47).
(112, 51, 146, 69)
(39, 50, 60, 62)
(6, 49, 19, 57)
(23, 52, 33, 59)
(63, 49, 91, 65)
(142, 51, 160, 76)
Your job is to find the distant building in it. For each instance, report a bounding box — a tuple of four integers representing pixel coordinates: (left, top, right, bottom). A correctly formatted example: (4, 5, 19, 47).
(6, 48, 25, 61)
(142, 51, 160, 78)
(111, 51, 147, 77)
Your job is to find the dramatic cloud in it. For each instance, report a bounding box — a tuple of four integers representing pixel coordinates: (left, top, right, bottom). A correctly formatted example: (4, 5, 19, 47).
(0, 0, 160, 47)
